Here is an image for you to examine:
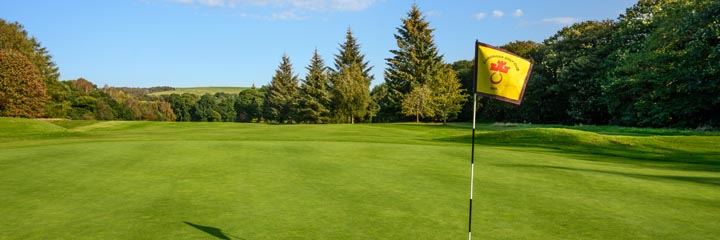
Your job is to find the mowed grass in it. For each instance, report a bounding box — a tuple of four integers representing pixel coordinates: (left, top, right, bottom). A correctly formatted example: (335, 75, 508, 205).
(148, 87, 248, 96)
(0, 118, 719, 239)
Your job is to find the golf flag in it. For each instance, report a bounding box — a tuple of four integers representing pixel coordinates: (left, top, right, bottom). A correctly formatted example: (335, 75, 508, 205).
(475, 41, 533, 105)
(468, 41, 534, 240)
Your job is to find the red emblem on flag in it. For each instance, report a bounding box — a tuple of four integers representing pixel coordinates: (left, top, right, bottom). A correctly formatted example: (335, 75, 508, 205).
(490, 60, 510, 73)
(489, 60, 509, 84)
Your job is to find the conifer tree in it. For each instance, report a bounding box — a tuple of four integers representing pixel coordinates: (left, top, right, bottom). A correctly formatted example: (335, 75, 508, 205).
(383, 4, 444, 121)
(330, 28, 372, 123)
(333, 28, 373, 82)
(266, 54, 299, 123)
(298, 49, 331, 123)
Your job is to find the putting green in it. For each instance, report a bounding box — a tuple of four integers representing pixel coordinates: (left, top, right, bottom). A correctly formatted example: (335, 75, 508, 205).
(1, 118, 718, 239)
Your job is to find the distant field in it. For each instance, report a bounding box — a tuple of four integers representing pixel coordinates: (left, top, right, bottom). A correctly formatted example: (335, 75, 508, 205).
(1, 118, 719, 239)
(148, 87, 248, 96)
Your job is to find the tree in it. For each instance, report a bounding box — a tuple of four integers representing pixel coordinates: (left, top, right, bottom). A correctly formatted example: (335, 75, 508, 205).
(429, 65, 467, 124)
(450, 60, 476, 122)
(236, 86, 265, 122)
(192, 94, 219, 122)
(333, 28, 373, 82)
(540, 20, 615, 125)
(298, 49, 331, 123)
(617, 0, 720, 127)
(0, 49, 47, 118)
(330, 29, 372, 123)
(331, 63, 370, 124)
(215, 92, 237, 122)
(1, 19, 62, 117)
(168, 93, 197, 121)
(266, 54, 299, 123)
(156, 101, 177, 122)
(383, 4, 444, 121)
(0, 19, 59, 85)
(401, 84, 433, 123)
(370, 83, 388, 122)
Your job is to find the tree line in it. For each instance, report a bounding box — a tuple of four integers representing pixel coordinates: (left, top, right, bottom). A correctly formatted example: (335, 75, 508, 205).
(447, 0, 718, 129)
(2, 0, 718, 128)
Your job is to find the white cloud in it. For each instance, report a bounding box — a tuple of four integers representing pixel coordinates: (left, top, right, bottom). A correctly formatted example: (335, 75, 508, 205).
(513, 9, 523, 17)
(542, 17, 579, 25)
(168, 0, 233, 7)
(492, 10, 504, 18)
(329, 0, 375, 11)
(425, 10, 441, 17)
(168, 0, 194, 3)
(167, 0, 376, 11)
(474, 12, 486, 20)
(201, 0, 231, 7)
(271, 9, 308, 20)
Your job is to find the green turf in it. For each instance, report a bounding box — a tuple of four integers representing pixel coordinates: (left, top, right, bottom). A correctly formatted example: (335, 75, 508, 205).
(1, 118, 719, 239)
(148, 87, 248, 96)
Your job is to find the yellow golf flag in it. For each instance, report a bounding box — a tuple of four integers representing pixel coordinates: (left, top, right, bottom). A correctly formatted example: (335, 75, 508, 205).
(475, 41, 533, 105)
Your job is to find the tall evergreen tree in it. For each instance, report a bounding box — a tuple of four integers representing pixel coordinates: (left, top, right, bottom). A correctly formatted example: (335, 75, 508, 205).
(333, 28, 373, 81)
(330, 29, 372, 123)
(298, 49, 331, 123)
(266, 54, 300, 123)
(382, 4, 444, 121)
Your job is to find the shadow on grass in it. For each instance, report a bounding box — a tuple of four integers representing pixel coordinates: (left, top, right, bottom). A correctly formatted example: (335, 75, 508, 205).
(436, 128, 720, 169)
(183, 221, 246, 240)
(497, 164, 720, 187)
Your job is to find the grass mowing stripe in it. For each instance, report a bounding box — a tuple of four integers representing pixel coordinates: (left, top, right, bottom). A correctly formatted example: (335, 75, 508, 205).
(0, 119, 718, 239)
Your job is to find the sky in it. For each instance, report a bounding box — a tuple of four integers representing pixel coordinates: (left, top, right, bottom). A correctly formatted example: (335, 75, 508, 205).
(0, 0, 636, 88)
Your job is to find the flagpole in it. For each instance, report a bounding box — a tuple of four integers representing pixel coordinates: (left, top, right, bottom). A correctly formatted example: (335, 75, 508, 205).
(468, 93, 477, 240)
(468, 40, 479, 240)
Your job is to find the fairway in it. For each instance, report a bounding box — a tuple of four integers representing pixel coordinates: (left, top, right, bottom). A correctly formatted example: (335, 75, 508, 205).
(1, 118, 719, 239)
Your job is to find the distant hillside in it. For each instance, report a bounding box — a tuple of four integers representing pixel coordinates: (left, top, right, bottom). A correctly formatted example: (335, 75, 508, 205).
(148, 87, 248, 96)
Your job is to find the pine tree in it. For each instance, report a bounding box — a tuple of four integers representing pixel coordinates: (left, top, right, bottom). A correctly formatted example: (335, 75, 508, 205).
(298, 49, 331, 123)
(266, 54, 299, 123)
(383, 4, 444, 121)
(333, 28, 373, 82)
(330, 28, 372, 123)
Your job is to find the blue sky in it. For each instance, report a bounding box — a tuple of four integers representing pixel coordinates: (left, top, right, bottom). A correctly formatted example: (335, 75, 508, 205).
(1, 0, 636, 88)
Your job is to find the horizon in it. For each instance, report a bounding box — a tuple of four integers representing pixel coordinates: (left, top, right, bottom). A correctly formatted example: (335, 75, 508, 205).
(1, 0, 635, 88)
